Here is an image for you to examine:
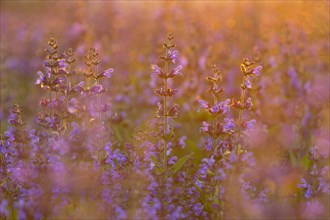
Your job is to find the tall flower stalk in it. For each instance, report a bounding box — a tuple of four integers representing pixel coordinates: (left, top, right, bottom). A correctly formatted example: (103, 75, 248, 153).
(197, 65, 230, 219)
(145, 33, 194, 218)
(83, 48, 113, 161)
(35, 37, 66, 134)
(151, 33, 182, 177)
(234, 58, 262, 156)
(161, 35, 170, 175)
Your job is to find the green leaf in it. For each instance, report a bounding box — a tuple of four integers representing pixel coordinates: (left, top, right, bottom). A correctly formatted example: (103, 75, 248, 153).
(289, 151, 298, 166)
(150, 155, 164, 175)
(169, 153, 193, 177)
(300, 153, 311, 171)
(150, 155, 158, 165)
(114, 126, 123, 142)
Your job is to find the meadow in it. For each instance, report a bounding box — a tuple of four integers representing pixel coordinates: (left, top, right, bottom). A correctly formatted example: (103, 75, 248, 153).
(0, 1, 329, 219)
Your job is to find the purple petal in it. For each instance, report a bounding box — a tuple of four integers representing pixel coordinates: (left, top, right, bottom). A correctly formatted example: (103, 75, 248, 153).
(246, 119, 256, 131)
(74, 81, 85, 93)
(173, 65, 183, 76)
(90, 84, 104, 95)
(103, 68, 114, 78)
(244, 76, 252, 89)
(198, 100, 209, 112)
(252, 65, 262, 76)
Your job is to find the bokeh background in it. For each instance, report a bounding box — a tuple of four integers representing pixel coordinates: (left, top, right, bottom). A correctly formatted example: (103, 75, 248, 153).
(1, 1, 329, 218)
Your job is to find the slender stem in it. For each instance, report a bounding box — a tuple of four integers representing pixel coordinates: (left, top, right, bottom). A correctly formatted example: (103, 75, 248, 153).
(211, 72, 224, 220)
(68, 62, 72, 90)
(212, 73, 218, 150)
(48, 89, 53, 121)
(236, 76, 246, 156)
(96, 65, 103, 162)
(163, 50, 168, 177)
(97, 87, 101, 125)
(213, 114, 218, 150)
(48, 89, 52, 103)
(1, 150, 14, 218)
(63, 67, 71, 134)
(48, 68, 53, 116)
(8, 180, 14, 219)
(97, 77, 102, 129)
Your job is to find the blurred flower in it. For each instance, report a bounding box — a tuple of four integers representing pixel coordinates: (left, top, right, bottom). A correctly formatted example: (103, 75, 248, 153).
(244, 76, 252, 89)
(245, 119, 256, 131)
(252, 66, 262, 76)
(200, 121, 211, 133)
(150, 64, 163, 78)
(114, 205, 127, 219)
(223, 118, 235, 133)
(303, 200, 324, 218)
(173, 65, 183, 76)
(204, 138, 213, 151)
(101, 68, 114, 78)
(168, 156, 178, 165)
(67, 98, 79, 114)
(178, 136, 186, 149)
(192, 203, 203, 216)
(168, 50, 179, 63)
(245, 97, 253, 110)
(35, 71, 48, 86)
(197, 100, 209, 112)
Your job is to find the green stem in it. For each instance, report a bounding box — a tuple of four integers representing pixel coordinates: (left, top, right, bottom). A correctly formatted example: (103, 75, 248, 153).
(163, 50, 168, 178)
(96, 66, 104, 162)
(8, 186, 15, 219)
(236, 76, 246, 156)
(212, 80, 223, 220)
(67, 62, 72, 90)
(212, 74, 218, 150)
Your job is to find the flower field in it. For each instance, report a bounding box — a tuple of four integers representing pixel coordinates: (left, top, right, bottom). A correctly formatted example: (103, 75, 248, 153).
(0, 1, 329, 219)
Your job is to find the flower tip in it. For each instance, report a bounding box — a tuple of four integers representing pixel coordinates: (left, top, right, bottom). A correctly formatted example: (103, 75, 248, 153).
(150, 64, 156, 70)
